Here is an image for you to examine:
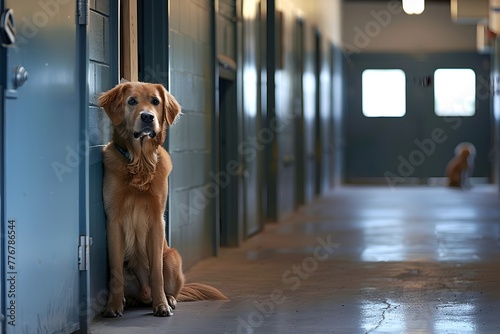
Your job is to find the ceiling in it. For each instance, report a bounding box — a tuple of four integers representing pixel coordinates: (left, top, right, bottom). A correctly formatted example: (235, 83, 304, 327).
(344, 0, 449, 2)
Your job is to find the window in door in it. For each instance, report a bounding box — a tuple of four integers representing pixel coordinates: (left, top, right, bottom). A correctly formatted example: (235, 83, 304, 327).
(434, 68, 476, 117)
(361, 69, 406, 117)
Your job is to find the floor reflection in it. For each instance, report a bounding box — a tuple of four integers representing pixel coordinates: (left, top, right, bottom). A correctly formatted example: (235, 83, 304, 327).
(360, 297, 477, 333)
(434, 302, 476, 333)
(358, 213, 496, 262)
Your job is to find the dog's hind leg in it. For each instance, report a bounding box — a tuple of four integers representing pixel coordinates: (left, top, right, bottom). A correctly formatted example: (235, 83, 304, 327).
(162, 242, 185, 309)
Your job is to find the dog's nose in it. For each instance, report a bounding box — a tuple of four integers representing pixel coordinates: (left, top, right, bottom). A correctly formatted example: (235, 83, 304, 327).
(140, 112, 155, 123)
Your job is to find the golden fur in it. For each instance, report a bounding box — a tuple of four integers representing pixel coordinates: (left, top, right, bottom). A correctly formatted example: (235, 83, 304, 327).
(99, 82, 227, 318)
(446, 142, 476, 189)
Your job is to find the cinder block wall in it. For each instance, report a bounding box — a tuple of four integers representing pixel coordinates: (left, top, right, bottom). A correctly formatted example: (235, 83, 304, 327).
(88, 0, 117, 318)
(168, 0, 215, 269)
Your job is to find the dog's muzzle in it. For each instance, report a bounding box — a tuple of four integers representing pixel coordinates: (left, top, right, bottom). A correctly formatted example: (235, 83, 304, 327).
(134, 111, 157, 139)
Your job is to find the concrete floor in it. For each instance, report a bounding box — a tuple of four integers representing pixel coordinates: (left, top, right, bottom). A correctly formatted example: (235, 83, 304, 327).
(91, 186, 500, 334)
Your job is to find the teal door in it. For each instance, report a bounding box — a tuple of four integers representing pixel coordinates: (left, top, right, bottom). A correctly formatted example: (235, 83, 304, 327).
(2, 1, 86, 332)
(345, 52, 492, 185)
(241, 0, 262, 236)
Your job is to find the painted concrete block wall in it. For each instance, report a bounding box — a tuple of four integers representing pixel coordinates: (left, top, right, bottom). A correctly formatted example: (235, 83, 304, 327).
(88, 1, 113, 146)
(88, 0, 116, 317)
(342, 2, 476, 53)
(169, 0, 214, 269)
(287, 0, 342, 45)
(218, 0, 237, 60)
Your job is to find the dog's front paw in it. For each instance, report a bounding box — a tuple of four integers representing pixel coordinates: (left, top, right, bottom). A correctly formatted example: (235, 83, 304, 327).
(153, 303, 173, 317)
(102, 305, 123, 318)
(167, 295, 177, 309)
(102, 297, 126, 318)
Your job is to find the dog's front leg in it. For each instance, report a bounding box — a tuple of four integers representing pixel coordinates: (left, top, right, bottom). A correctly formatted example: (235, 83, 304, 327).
(103, 220, 126, 317)
(148, 224, 170, 316)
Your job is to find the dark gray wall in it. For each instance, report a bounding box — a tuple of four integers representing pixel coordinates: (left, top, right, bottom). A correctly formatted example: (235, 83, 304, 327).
(342, 2, 476, 53)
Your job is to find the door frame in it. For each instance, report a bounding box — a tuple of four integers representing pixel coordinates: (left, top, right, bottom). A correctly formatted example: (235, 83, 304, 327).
(218, 70, 242, 246)
(314, 29, 322, 195)
(294, 17, 305, 207)
(77, 2, 90, 331)
(216, 0, 242, 247)
(239, 0, 264, 236)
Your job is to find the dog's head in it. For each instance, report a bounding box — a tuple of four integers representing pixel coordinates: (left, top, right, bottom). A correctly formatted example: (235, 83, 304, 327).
(455, 142, 476, 163)
(98, 82, 181, 146)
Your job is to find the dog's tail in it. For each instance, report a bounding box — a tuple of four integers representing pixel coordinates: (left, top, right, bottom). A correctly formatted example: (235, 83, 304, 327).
(177, 283, 229, 302)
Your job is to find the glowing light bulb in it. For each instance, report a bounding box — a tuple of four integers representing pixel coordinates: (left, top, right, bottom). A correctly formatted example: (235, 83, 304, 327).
(403, 0, 425, 15)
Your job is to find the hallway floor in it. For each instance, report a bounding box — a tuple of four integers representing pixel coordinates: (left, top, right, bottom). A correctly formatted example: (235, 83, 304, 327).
(90, 186, 500, 333)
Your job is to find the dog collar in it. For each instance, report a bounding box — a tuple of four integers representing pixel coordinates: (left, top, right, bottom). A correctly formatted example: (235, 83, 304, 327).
(115, 144, 131, 161)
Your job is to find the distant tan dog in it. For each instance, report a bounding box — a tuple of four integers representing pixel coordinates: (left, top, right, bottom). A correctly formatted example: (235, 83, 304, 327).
(446, 142, 476, 189)
(99, 82, 227, 318)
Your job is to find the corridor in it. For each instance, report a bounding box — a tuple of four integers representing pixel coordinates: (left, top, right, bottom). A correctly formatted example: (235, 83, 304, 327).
(91, 186, 500, 333)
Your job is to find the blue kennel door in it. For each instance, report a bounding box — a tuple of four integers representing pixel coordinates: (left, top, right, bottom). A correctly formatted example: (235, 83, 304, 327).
(2, 1, 86, 333)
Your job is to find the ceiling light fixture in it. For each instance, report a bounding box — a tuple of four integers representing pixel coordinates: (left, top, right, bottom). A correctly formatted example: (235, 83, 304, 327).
(403, 0, 425, 15)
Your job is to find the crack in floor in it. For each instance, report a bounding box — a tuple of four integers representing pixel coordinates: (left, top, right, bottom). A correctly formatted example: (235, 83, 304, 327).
(366, 299, 394, 334)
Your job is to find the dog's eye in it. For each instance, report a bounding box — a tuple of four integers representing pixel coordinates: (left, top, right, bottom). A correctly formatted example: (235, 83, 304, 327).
(151, 97, 160, 106)
(128, 98, 137, 106)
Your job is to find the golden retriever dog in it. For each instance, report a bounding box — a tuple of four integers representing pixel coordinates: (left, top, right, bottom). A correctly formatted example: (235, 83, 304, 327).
(446, 142, 476, 189)
(99, 82, 227, 318)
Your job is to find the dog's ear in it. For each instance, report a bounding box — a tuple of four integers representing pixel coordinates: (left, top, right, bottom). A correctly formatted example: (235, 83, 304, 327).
(98, 83, 130, 126)
(157, 84, 182, 126)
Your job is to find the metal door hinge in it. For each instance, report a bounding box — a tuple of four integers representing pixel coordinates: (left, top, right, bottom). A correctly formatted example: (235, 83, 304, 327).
(77, 0, 88, 25)
(78, 235, 91, 271)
